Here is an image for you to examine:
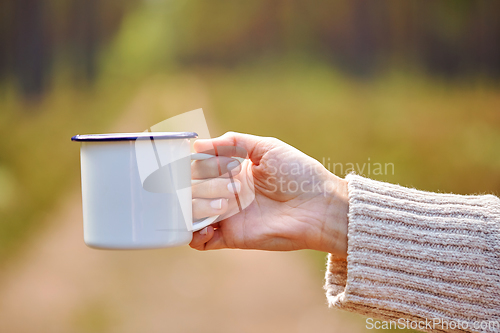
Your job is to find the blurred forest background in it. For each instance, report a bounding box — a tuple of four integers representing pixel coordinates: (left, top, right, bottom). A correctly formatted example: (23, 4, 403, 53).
(0, 0, 499, 304)
(1, 0, 500, 262)
(0, 1, 499, 332)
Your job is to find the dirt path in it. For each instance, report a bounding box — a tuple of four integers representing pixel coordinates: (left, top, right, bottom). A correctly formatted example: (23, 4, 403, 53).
(0, 79, 368, 333)
(0, 189, 366, 333)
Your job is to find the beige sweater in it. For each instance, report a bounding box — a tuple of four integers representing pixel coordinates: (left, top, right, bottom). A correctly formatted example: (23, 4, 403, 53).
(325, 174, 500, 333)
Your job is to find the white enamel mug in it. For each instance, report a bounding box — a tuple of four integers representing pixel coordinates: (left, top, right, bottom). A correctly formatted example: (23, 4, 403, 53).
(72, 132, 219, 249)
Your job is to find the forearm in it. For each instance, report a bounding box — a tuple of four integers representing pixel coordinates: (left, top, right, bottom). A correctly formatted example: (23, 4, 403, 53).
(325, 174, 500, 333)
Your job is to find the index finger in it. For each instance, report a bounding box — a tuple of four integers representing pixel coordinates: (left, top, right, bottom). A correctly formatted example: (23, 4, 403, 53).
(194, 132, 274, 164)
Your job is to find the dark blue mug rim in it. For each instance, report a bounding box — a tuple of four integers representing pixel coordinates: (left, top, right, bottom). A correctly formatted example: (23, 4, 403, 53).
(71, 132, 198, 142)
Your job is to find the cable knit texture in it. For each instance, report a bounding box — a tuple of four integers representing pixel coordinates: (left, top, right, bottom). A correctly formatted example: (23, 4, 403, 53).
(325, 174, 500, 333)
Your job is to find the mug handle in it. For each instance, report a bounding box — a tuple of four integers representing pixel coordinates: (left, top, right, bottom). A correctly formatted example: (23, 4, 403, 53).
(190, 153, 221, 232)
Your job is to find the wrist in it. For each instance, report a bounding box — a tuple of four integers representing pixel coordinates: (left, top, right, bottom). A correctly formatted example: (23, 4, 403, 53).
(316, 174, 349, 257)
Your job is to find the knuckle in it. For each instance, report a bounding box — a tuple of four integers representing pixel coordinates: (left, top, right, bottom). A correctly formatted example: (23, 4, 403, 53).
(266, 136, 282, 146)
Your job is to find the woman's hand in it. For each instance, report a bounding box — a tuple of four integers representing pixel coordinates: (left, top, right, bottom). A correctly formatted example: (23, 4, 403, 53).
(189, 132, 349, 257)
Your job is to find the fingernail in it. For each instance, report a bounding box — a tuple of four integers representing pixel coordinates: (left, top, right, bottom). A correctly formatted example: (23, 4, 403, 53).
(200, 227, 208, 235)
(227, 181, 241, 193)
(227, 160, 239, 171)
(210, 199, 223, 210)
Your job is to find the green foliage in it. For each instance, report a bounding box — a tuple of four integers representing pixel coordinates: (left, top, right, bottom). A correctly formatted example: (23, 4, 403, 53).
(0, 79, 137, 261)
(99, 0, 177, 80)
(202, 61, 500, 195)
(1, 59, 499, 264)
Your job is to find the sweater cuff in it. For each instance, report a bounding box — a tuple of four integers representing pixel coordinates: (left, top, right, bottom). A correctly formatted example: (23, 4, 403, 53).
(324, 174, 500, 329)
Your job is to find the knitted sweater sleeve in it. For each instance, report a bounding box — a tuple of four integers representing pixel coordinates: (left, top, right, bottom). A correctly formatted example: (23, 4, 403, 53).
(324, 174, 500, 333)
